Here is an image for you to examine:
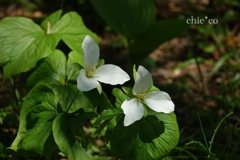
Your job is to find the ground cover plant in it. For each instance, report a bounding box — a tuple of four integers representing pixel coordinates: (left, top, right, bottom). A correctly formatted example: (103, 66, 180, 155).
(0, 0, 240, 160)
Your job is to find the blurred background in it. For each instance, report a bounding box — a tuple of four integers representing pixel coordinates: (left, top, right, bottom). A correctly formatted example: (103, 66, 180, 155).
(0, 0, 240, 159)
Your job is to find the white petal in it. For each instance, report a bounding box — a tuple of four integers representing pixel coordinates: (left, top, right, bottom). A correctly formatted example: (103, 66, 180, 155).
(82, 35, 99, 68)
(94, 64, 130, 85)
(77, 69, 100, 91)
(144, 91, 174, 113)
(121, 98, 144, 126)
(133, 65, 152, 95)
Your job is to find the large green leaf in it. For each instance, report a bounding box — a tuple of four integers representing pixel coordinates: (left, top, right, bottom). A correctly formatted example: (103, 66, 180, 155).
(129, 19, 189, 64)
(27, 49, 99, 112)
(0, 10, 98, 79)
(9, 84, 58, 156)
(53, 111, 97, 160)
(10, 84, 97, 158)
(41, 10, 63, 31)
(51, 11, 98, 54)
(109, 85, 178, 159)
(105, 112, 179, 160)
(0, 17, 61, 79)
(90, 0, 155, 38)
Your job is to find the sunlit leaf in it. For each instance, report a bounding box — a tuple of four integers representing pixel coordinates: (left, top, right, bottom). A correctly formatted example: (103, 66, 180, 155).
(41, 10, 63, 31)
(0, 17, 61, 79)
(0, 10, 98, 79)
(51, 11, 98, 54)
(27, 50, 99, 112)
(105, 112, 179, 160)
(112, 88, 129, 108)
(9, 84, 58, 156)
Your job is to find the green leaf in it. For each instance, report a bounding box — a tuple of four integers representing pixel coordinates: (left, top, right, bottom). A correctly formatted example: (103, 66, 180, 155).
(112, 88, 129, 108)
(51, 11, 98, 54)
(97, 85, 102, 94)
(67, 50, 84, 81)
(0, 17, 61, 79)
(149, 85, 160, 92)
(90, 0, 155, 38)
(41, 10, 62, 31)
(27, 49, 67, 86)
(106, 112, 179, 160)
(210, 53, 234, 76)
(93, 109, 122, 127)
(9, 84, 58, 156)
(98, 92, 114, 112)
(27, 50, 99, 112)
(96, 59, 105, 68)
(129, 19, 189, 64)
(69, 63, 83, 74)
(133, 64, 137, 81)
(174, 58, 205, 70)
(0, 143, 7, 158)
(53, 112, 94, 160)
(0, 10, 98, 79)
(122, 87, 134, 98)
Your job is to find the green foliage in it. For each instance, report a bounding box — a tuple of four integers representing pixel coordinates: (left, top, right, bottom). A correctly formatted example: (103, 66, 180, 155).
(10, 84, 97, 158)
(90, 0, 155, 38)
(0, 143, 7, 158)
(105, 113, 179, 160)
(0, 1, 201, 159)
(104, 88, 179, 160)
(112, 88, 130, 108)
(0, 16, 60, 79)
(9, 84, 58, 156)
(90, 0, 189, 64)
(0, 10, 97, 80)
(53, 111, 97, 160)
(27, 49, 99, 112)
(93, 108, 122, 127)
(129, 19, 189, 63)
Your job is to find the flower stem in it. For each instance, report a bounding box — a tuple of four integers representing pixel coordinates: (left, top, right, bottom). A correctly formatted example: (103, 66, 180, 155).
(208, 112, 233, 158)
(10, 77, 20, 115)
(66, 90, 79, 113)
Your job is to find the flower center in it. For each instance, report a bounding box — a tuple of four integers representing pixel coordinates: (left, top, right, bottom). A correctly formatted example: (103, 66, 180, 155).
(135, 93, 149, 103)
(86, 63, 100, 78)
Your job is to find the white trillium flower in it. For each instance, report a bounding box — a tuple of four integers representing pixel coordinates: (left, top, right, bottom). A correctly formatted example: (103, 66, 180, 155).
(77, 35, 130, 92)
(121, 66, 175, 126)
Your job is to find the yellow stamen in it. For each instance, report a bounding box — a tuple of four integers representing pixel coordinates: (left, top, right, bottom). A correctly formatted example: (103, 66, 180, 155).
(135, 93, 150, 104)
(86, 63, 100, 78)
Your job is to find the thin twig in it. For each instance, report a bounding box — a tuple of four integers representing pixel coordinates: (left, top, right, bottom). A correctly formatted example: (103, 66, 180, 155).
(208, 112, 234, 158)
(193, 51, 205, 95)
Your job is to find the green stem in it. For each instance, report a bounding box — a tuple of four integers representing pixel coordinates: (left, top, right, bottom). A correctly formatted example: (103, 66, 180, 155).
(197, 112, 209, 151)
(9, 77, 20, 115)
(10, 77, 20, 107)
(60, 0, 65, 10)
(66, 90, 79, 113)
(193, 51, 205, 94)
(208, 112, 233, 158)
(175, 146, 197, 160)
